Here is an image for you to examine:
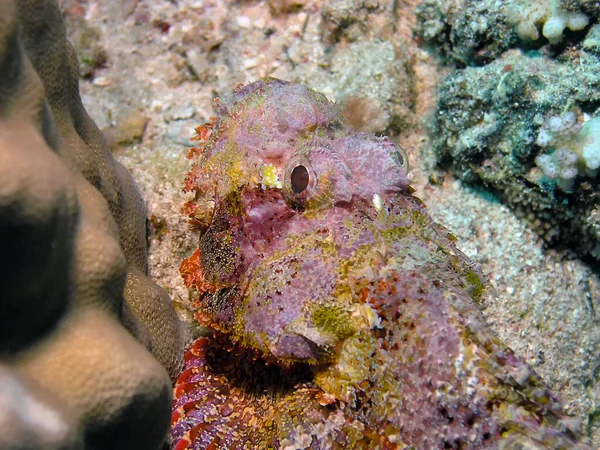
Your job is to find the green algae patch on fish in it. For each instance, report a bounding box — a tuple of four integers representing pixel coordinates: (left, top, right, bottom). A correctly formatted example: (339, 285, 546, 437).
(172, 78, 591, 450)
(309, 303, 357, 342)
(465, 267, 486, 302)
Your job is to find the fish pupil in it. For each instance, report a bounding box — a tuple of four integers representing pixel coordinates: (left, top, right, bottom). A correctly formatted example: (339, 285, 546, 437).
(290, 165, 309, 194)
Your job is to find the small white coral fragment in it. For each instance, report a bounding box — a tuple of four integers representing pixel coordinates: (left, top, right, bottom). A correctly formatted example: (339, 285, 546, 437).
(580, 117, 600, 171)
(535, 113, 600, 191)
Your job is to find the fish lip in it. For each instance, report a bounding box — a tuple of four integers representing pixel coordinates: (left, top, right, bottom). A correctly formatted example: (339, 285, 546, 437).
(271, 332, 329, 363)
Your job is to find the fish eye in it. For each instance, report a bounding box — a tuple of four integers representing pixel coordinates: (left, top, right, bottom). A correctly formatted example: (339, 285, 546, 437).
(283, 154, 316, 205)
(290, 165, 309, 194)
(391, 145, 409, 175)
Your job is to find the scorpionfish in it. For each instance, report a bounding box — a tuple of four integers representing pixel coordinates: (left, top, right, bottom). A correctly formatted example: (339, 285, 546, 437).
(171, 78, 590, 449)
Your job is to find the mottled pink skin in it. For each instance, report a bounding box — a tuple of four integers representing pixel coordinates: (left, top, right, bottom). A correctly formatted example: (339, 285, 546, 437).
(174, 78, 591, 449)
(184, 78, 411, 363)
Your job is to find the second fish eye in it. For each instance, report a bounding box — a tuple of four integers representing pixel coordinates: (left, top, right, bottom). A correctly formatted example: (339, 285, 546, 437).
(391, 145, 409, 175)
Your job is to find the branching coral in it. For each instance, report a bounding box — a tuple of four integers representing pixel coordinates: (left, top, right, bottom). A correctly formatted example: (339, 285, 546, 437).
(0, 0, 184, 448)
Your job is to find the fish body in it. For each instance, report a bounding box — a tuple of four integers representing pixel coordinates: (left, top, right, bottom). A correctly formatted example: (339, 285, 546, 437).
(171, 78, 589, 449)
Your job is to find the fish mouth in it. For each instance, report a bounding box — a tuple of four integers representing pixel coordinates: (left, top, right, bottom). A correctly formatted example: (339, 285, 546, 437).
(267, 313, 354, 365)
(270, 332, 334, 365)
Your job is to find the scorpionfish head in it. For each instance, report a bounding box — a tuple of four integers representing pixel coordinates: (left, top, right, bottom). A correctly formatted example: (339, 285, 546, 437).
(181, 77, 410, 366)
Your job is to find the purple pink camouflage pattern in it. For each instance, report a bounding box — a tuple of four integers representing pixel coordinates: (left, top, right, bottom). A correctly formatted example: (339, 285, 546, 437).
(171, 78, 590, 449)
